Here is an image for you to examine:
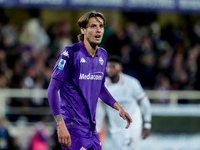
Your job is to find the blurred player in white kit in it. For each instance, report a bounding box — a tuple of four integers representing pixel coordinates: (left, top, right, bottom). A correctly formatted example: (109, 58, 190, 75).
(96, 55, 152, 150)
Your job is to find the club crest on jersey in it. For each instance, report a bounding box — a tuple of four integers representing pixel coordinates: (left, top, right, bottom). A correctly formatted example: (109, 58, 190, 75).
(57, 59, 66, 70)
(80, 147, 86, 150)
(99, 57, 104, 65)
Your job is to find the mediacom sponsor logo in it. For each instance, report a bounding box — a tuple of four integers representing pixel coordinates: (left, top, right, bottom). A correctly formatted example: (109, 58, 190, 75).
(79, 73, 103, 80)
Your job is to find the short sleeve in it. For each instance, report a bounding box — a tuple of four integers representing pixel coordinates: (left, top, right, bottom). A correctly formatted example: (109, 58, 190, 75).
(51, 48, 73, 82)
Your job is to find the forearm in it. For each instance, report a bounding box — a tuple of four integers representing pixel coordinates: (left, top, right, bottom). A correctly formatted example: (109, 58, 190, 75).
(54, 114, 67, 128)
(54, 114, 64, 124)
(113, 102, 132, 129)
(113, 102, 124, 111)
(139, 96, 152, 122)
(99, 84, 116, 107)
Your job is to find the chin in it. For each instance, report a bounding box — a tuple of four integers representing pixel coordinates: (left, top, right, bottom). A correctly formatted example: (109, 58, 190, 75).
(93, 42, 101, 46)
(95, 39, 102, 44)
(95, 40, 102, 44)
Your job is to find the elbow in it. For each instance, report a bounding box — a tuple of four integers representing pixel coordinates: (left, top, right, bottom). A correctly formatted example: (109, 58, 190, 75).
(47, 80, 55, 99)
(47, 86, 50, 97)
(47, 86, 52, 99)
(47, 79, 60, 99)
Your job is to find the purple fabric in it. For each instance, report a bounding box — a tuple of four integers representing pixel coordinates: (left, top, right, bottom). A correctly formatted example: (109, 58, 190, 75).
(47, 78, 63, 116)
(99, 84, 116, 107)
(48, 41, 116, 133)
(61, 128, 101, 150)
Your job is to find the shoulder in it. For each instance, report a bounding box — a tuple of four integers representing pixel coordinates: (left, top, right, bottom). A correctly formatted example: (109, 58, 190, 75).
(65, 42, 81, 53)
(59, 42, 81, 57)
(123, 74, 140, 85)
(122, 74, 145, 91)
(98, 47, 108, 56)
(98, 47, 107, 52)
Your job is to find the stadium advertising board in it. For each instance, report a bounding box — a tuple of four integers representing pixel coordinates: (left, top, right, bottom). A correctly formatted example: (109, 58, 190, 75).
(0, 0, 200, 13)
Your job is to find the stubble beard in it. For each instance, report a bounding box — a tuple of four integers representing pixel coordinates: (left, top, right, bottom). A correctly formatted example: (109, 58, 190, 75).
(88, 38, 101, 49)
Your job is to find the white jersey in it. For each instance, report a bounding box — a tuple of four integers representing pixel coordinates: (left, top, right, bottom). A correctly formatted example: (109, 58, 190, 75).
(96, 72, 148, 150)
(97, 72, 145, 133)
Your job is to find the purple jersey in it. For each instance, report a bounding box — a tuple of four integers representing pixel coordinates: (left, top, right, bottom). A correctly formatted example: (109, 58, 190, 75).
(51, 41, 111, 133)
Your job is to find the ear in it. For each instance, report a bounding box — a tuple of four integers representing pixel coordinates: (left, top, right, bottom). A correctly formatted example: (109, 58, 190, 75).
(80, 27, 86, 34)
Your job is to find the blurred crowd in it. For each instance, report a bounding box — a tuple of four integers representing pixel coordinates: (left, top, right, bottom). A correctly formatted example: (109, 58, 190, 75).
(0, 116, 62, 150)
(0, 13, 200, 92)
(103, 19, 200, 91)
(0, 12, 200, 106)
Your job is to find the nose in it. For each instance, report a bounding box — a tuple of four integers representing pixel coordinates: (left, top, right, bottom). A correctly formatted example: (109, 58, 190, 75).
(96, 25, 103, 32)
(96, 27, 101, 32)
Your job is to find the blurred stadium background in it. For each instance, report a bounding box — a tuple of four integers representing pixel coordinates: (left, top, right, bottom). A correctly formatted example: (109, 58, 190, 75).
(0, 0, 200, 149)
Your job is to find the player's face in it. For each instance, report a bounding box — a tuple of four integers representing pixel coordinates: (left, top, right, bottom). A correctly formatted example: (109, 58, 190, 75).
(81, 17, 104, 45)
(106, 62, 122, 79)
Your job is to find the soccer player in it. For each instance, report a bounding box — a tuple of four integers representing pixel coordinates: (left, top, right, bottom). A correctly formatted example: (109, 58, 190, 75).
(96, 55, 152, 150)
(47, 10, 132, 150)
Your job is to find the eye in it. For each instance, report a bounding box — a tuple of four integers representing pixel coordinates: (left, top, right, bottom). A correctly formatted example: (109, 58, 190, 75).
(91, 25, 96, 28)
(99, 24, 104, 28)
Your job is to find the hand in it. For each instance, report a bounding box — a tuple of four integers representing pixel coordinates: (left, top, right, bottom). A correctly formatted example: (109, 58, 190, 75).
(57, 120, 71, 147)
(113, 102, 133, 129)
(142, 128, 150, 139)
(119, 108, 133, 129)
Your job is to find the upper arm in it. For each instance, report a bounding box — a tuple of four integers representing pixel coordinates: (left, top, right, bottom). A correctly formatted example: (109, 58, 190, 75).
(51, 48, 74, 82)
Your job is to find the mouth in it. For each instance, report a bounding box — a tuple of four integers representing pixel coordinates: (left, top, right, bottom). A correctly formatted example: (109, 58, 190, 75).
(95, 35, 101, 41)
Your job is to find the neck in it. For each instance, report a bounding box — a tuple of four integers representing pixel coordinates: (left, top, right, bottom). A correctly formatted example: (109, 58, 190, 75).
(83, 40, 98, 57)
